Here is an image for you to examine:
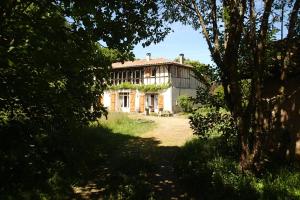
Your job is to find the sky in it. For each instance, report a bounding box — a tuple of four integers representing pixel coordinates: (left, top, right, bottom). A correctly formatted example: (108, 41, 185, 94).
(133, 22, 214, 65)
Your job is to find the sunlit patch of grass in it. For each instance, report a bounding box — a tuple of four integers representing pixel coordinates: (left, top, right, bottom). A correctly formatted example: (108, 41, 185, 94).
(97, 112, 156, 136)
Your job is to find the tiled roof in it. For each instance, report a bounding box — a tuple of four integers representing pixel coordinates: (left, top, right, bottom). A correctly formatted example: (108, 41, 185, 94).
(112, 58, 192, 69)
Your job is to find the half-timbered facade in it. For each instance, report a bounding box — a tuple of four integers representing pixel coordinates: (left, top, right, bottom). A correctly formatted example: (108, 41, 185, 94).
(102, 54, 204, 113)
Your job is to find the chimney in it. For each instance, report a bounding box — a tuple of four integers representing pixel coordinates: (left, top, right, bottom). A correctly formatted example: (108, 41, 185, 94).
(146, 53, 151, 61)
(179, 53, 184, 64)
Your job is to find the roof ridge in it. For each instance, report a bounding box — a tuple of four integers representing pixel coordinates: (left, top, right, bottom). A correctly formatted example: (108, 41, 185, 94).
(111, 57, 192, 69)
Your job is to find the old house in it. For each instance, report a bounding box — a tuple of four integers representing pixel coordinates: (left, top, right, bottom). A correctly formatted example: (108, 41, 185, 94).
(102, 53, 204, 113)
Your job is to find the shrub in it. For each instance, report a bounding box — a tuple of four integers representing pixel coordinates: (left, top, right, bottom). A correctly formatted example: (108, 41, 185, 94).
(108, 82, 170, 92)
(177, 95, 194, 113)
(189, 106, 239, 157)
(212, 84, 225, 106)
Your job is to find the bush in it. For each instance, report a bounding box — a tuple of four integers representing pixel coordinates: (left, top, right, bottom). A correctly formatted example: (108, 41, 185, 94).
(212, 85, 225, 106)
(177, 95, 194, 113)
(189, 106, 239, 157)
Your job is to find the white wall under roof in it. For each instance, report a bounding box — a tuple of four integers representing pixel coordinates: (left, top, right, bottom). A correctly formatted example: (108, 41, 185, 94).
(103, 91, 110, 109)
(172, 87, 197, 112)
(162, 87, 172, 112)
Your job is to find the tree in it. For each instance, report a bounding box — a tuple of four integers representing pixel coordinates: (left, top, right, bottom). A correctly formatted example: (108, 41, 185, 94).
(0, 0, 169, 196)
(164, 0, 300, 172)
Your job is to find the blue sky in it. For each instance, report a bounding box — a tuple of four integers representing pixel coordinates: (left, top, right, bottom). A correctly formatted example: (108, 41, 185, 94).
(133, 22, 214, 65)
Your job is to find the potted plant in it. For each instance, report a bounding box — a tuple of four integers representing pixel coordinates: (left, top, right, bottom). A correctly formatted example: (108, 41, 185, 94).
(145, 107, 150, 115)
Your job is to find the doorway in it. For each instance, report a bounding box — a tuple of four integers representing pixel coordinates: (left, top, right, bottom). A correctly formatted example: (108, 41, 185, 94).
(119, 92, 130, 112)
(146, 94, 158, 112)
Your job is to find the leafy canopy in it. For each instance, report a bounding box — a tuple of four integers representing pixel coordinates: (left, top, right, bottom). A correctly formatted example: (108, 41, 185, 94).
(0, 0, 170, 197)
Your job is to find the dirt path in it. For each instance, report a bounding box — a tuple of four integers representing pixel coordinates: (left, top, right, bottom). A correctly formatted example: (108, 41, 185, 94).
(127, 114, 195, 199)
(73, 114, 195, 199)
(131, 114, 195, 147)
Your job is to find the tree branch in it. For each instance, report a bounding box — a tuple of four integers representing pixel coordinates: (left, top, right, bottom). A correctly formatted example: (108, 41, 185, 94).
(286, 0, 300, 40)
(190, 0, 214, 54)
(280, 0, 300, 82)
(257, 0, 274, 69)
(211, 0, 220, 57)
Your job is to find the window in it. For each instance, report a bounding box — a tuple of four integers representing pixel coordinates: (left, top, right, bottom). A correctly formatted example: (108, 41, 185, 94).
(135, 70, 140, 84)
(151, 67, 156, 77)
(118, 72, 122, 84)
(128, 71, 132, 82)
(141, 70, 144, 83)
(122, 71, 126, 82)
(110, 72, 114, 84)
(119, 92, 129, 108)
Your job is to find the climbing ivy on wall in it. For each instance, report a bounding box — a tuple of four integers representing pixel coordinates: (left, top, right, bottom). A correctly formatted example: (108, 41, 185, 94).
(108, 82, 171, 92)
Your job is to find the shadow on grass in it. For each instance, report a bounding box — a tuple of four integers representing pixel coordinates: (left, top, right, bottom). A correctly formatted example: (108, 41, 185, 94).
(174, 137, 300, 200)
(65, 125, 188, 200)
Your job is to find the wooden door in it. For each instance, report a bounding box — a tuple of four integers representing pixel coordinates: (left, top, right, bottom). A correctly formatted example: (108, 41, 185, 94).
(139, 94, 145, 112)
(110, 93, 115, 112)
(158, 95, 164, 110)
(130, 91, 136, 112)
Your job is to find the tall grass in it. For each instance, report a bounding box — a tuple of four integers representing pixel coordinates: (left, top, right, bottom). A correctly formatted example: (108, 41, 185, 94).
(175, 137, 300, 200)
(97, 112, 155, 136)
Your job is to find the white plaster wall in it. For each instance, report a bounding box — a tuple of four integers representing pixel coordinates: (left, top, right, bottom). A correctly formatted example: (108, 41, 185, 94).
(143, 65, 169, 85)
(172, 87, 198, 113)
(135, 90, 140, 112)
(103, 91, 111, 109)
(162, 87, 173, 112)
(160, 66, 169, 84)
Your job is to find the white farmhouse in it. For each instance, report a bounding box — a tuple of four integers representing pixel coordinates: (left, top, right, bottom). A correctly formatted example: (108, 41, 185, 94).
(102, 53, 204, 113)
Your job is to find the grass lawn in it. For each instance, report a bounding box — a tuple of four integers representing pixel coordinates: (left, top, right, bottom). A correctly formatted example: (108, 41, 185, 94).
(97, 112, 156, 136)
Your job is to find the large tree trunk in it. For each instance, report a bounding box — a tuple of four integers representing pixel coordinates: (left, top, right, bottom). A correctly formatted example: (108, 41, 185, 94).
(174, 0, 299, 173)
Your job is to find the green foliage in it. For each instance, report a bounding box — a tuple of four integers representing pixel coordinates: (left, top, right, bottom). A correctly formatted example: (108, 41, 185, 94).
(190, 107, 239, 157)
(261, 169, 300, 199)
(164, 0, 300, 172)
(194, 86, 225, 109)
(212, 84, 225, 105)
(139, 83, 171, 93)
(108, 82, 171, 92)
(0, 2, 109, 196)
(0, 114, 156, 199)
(109, 82, 138, 90)
(239, 79, 251, 106)
(190, 82, 239, 158)
(190, 85, 238, 156)
(175, 137, 300, 200)
(0, 0, 169, 198)
(177, 95, 193, 113)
